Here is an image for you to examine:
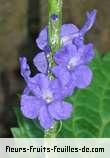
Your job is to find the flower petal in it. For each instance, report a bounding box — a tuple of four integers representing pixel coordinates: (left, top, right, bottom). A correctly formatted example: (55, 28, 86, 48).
(19, 57, 31, 80)
(61, 23, 79, 37)
(66, 43, 78, 57)
(61, 24, 79, 44)
(52, 66, 71, 86)
(36, 26, 50, 52)
(49, 79, 62, 101)
(21, 94, 42, 119)
(52, 66, 75, 97)
(33, 52, 48, 74)
(73, 36, 84, 47)
(54, 44, 77, 66)
(48, 101, 73, 120)
(61, 76, 75, 97)
(28, 73, 49, 98)
(72, 42, 95, 65)
(38, 105, 54, 129)
(72, 65, 93, 88)
(35, 73, 49, 90)
(80, 9, 97, 36)
(23, 86, 30, 95)
(27, 81, 42, 99)
(54, 46, 70, 66)
(83, 43, 95, 63)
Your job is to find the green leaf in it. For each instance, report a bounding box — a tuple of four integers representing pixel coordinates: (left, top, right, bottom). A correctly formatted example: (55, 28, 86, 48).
(11, 128, 21, 138)
(102, 52, 110, 62)
(11, 106, 44, 138)
(58, 51, 110, 138)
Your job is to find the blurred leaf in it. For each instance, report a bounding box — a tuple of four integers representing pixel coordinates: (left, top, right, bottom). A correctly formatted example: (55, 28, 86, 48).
(11, 106, 44, 138)
(11, 128, 26, 138)
(58, 51, 110, 138)
(103, 52, 110, 62)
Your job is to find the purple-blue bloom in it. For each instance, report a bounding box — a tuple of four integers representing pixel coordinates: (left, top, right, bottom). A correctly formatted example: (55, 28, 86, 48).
(52, 43, 94, 92)
(36, 24, 78, 53)
(79, 9, 97, 37)
(19, 57, 31, 81)
(33, 52, 48, 74)
(19, 9, 97, 129)
(36, 9, 97, 52)
(20, 57, 73, 129)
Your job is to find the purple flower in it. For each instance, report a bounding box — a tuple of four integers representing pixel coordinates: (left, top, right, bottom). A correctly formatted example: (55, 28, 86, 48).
(52, 43, 94, 92)
(79, 9, 97, 37)
(36, 9, 97, 52)
(20, 52, 48, 75)
(36, 26, 50, 53)
(19, 9, 97, 129)
(33, 52, 48, 74)
(20, 57, 73, 129)
(19, 57, 31, 81)
(36, 24, 78, 53)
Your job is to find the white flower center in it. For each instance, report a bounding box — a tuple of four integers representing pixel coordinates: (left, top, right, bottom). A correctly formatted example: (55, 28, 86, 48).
(67, 57, 79, 70)
(43, 89, 53, 103)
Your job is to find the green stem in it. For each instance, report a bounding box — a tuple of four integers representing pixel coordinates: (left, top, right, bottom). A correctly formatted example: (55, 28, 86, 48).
(44, 0, 63, 138)
(44, 122, 58, 138)
(48, 0, 62, 52)
(47, 0, 62, 68)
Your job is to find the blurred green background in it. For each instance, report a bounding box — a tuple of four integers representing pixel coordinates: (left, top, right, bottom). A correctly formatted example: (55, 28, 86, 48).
(0, 0, 110, 137)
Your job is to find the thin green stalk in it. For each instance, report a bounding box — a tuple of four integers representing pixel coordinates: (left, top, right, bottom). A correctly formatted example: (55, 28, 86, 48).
(48, 0, 62, 52)
(44, 0, 63, 138)
(47, 0, 62, 68)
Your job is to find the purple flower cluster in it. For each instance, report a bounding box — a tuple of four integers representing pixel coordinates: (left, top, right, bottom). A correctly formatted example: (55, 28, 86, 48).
(20, 9, 97, 129)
